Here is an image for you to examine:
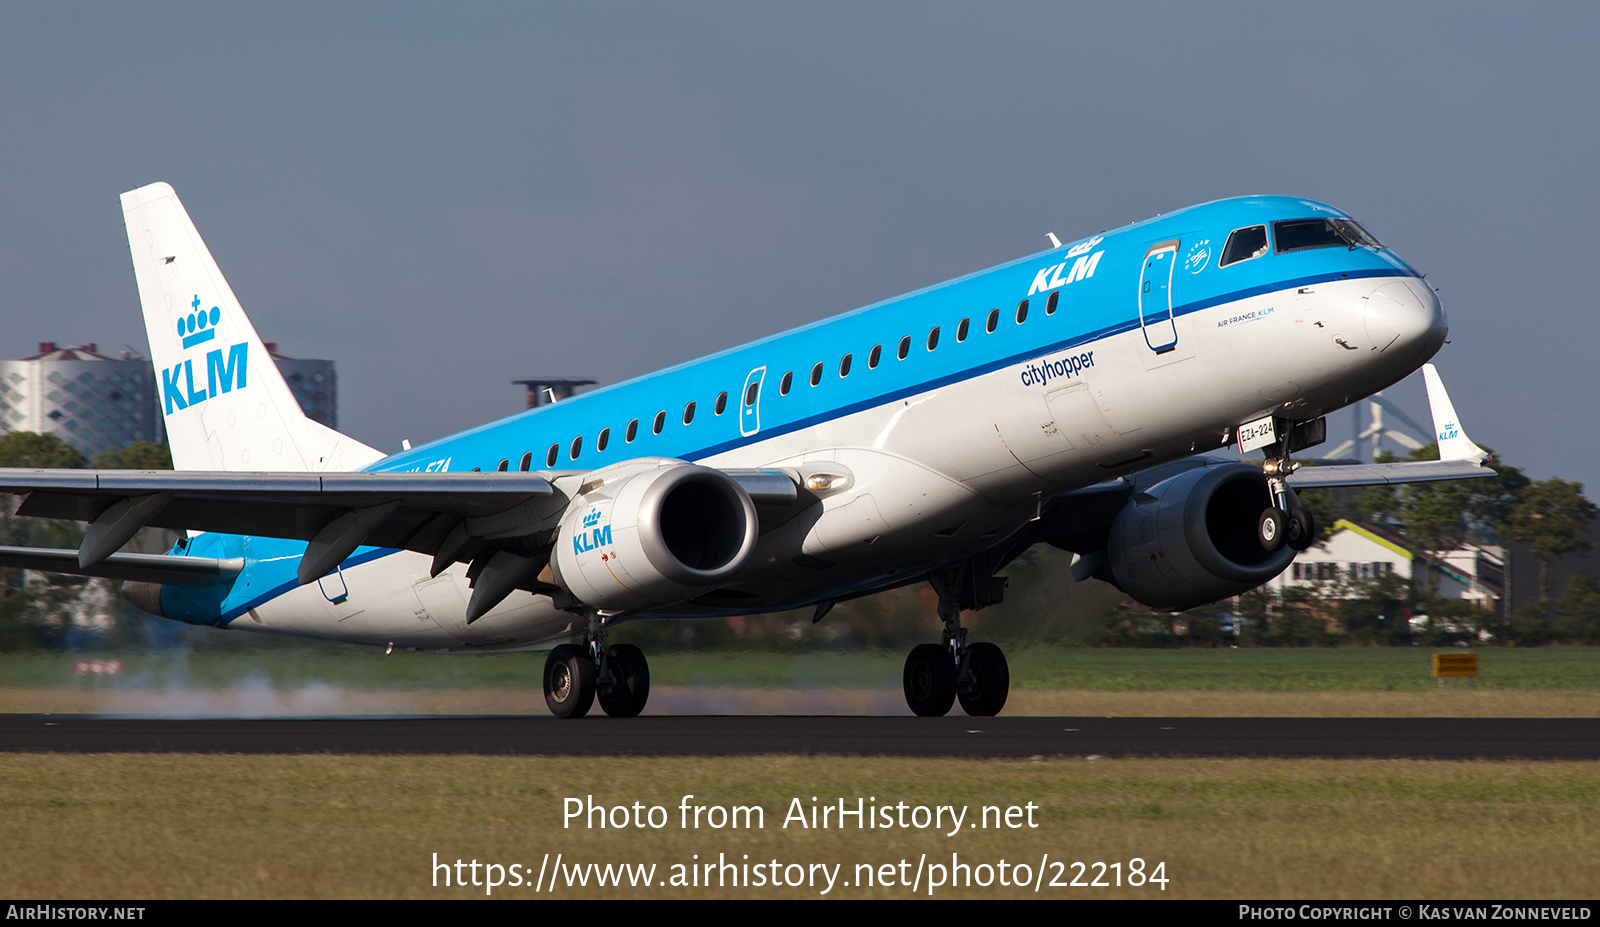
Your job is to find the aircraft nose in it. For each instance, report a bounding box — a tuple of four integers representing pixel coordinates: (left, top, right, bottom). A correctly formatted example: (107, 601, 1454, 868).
(1363, 278, 1447, 359)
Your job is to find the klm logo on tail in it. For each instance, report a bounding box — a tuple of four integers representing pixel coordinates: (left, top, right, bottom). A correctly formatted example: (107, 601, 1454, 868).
(163, 294, 248, 414)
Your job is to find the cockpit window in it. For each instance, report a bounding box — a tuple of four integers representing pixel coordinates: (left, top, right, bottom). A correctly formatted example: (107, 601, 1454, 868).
(1334, 218, 1383, 249)
(1220, 225, 1268, 267)
(1273, 218, 1384, 254)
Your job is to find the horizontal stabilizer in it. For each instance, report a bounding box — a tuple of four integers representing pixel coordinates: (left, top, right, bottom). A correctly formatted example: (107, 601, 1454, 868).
(0, 546, 242, 585)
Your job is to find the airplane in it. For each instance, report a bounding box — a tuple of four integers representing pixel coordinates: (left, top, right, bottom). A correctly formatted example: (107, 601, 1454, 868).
(0, 183, 1494, 719)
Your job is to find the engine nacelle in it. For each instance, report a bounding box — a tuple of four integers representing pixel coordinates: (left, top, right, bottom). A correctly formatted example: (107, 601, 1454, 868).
(1105, 462, 1295, 611)
(550, 463, 759, 612)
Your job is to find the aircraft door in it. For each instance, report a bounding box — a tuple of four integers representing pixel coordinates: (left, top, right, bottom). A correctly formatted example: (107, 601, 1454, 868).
(739, 366, 766, 436)
(1139, 240, 1179, 353)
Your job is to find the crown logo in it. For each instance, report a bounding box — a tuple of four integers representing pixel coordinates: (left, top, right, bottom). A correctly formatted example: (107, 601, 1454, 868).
(180, 295, 221, 349)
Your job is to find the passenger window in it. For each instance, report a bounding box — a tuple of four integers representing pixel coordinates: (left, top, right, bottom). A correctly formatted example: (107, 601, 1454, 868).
(956, 317, 969, 341)
(868, 344, 882, 368)
(1045, 291, 1058, 315)
(546, 444, 559, 467)
(497, 459, 509, 472)
(626, 419, 639, 443)
(652, 411, 665, 435)
(683, 400, 696, 424)
(1016, 299, 1028, 324)
(985, 309, 999, 333)
(570, 436, 582, 460)
(597, 428, 610, 452)
(780, 371, 793, 395)
(897, 336, 911, 360)
(927, 327, 940, 351)
(715, 391, 728, 415)
(840, 353, 852, 377)
(744, 382, 758, 406)
(1221, 225, 1269, 266)
(810, 362, 823, 387)
(519, 451, 532, 471)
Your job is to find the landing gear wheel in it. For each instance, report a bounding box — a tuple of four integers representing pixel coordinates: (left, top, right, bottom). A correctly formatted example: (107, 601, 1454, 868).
(597, 643, 650, 718)
(903, 643, 956, 717)
(957, 641, 1010, 717)
(1285, 506, 1316, 552)
(544, 644, 596, 719)
(1257, 507, 1286, 552)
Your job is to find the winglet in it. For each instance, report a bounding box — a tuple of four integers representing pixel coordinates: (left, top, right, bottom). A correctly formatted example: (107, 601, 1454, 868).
(1422, 364, 1487, 463)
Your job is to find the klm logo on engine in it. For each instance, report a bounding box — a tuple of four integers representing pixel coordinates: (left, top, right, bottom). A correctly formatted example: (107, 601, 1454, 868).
(163, 294, 248, 414)
(573, 508, 613, 556)
(1027, 236, 1105, 296)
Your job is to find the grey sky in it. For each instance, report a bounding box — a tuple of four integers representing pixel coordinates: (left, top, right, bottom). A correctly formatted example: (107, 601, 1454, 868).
(1, 3, 1593, 489)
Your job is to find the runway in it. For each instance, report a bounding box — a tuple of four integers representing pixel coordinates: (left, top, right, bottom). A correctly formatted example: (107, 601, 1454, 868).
(3, 715, 1597, 758)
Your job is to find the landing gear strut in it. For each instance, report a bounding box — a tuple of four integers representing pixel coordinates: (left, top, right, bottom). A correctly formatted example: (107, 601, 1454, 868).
(903, 567, 1010, 717)
(1259, 427, 1318, 553)
(541, 613, 652, 718)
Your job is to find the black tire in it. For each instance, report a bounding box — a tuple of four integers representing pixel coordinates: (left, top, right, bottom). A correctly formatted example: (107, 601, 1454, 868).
(903, 643, 956, 717)
(1286, 506, 1316, 552)
(1257, 507, 1286, 552)
(598, 643, 650, 718)
(544, 644, 596, 719)
(957, 641, 1010, 717)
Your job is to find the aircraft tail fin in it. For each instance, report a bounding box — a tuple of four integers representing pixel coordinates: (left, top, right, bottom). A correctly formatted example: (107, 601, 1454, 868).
(120, 183, 383, 473)
(1421, 363, 1488, 464)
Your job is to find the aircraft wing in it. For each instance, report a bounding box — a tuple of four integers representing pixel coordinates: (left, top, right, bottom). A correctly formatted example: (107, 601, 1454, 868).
(1286, 363, 1495, 489)
(0, 466, 799, 584)
(1, 468, 554, 545)
(1286, 458, 1495, 488)
(0, 468, 561, 583)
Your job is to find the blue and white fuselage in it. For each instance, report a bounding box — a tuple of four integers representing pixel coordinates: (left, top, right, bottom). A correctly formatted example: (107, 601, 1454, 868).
(147, 193, 1444, 652)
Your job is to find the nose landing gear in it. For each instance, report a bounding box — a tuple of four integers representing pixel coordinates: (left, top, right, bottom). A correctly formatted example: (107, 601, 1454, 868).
(1259, 430, 1318, 553)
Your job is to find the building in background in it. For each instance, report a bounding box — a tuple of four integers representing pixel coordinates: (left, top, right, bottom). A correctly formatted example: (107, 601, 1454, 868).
(0, 343, 163, 461)
(1270, 518, 1508, 616)
(265, 343, 337, 429)
(0, 341, 339, 459)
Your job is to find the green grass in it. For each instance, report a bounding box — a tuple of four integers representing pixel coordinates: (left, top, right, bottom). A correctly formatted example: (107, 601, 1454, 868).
(2, 755, 1596, 898)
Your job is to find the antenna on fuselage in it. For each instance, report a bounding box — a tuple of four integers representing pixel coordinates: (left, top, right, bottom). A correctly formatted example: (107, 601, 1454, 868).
(1045, 232, 1062, 248)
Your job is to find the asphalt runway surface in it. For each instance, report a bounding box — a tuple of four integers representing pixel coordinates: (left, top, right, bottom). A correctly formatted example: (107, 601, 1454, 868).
(2, 715, 1597, 758)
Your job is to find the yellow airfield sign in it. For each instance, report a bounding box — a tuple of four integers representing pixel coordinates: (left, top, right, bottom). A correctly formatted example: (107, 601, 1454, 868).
(1432, 653, 1479, 678)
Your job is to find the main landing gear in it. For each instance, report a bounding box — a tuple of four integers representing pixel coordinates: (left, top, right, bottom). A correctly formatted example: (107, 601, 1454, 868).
(542, 616, 651, 718)
(1256, 432, 1317, 554)
(903, 569, 1010, 717)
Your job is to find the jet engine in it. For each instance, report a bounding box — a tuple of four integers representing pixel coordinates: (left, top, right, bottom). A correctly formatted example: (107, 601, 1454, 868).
(1104, 462, 1296, 611)
(549, 463, 759, 612)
